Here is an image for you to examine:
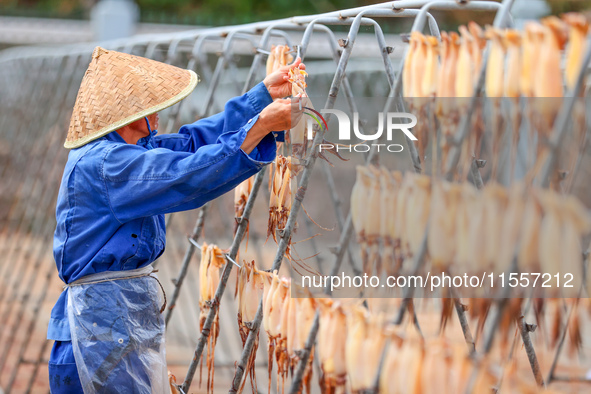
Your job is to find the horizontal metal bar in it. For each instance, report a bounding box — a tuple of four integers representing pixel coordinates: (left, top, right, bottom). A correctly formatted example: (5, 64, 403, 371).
(0, 0, 447, 62)
(411, 1, 505, 33)
(550, 375, 591, 383)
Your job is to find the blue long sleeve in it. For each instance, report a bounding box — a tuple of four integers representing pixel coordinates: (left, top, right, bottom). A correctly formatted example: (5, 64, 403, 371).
(153, 82, 274, 152)
(102, 119, 276, 222)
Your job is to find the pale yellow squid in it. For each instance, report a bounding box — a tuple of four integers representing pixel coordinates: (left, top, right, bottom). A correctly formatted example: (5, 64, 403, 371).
(317, 301, 347, 394)
(563, 13, 589, 191)
(198, 243, 226, 394)
(504, 30, 523, 181)
(262, 272, 290, 394)
(484, 26, 506, 180)
(529, 17, 567, 186)
(267, 155, 300, 253)
(235, 260, 269, 393)
(404, 32, 429, 162)
(437, 32, 460, 173)
(468, 22, 487, 162)
(234, 45, 295, 245)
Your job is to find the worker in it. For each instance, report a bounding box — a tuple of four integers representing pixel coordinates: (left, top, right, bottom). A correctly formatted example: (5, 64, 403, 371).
(47, 46, 304, 393)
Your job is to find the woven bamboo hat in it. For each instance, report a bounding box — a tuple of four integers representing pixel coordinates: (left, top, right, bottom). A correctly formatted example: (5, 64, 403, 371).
(65, 46, 199, 148)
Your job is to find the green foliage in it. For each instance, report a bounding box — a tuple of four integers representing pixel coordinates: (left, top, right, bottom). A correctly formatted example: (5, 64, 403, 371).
(1, 0, 89, 18)
(1, 0, 366, 24)
(547, 0, 591, 14)
(4, 0, 591, 27)
(138, 0, 363, 25)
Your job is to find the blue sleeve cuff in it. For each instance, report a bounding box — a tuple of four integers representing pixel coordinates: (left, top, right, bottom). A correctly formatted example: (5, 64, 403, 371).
(246, 81, 273, 113)
(243, 131, 277, 165)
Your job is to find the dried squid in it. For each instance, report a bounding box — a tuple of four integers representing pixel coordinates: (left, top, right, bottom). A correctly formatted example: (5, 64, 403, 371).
(437, 32, 460, 170)
(532, 16, 567, 172)
(234, 176, 253, 236)
(198, 243, 226, 393)
(262, 272, 291, 394)
(563, 13, 589, 190)
(504, 30, 523, 179)
(266, 45, 294, 76)
(484, 26, 506, 179)
(268, 155, 300, 247)
(317, 301, 347, 394)
(236, 260, 269, 393)
(288, 65, 310, 159)
(346, 307, 386, 393)
(234, 46, 292, 242)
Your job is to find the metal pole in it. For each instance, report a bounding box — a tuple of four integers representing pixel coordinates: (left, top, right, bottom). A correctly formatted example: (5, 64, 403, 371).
(200, 31, 259, 118)
(180, 168, 267, 393)
(288, 311, 320, 394)
(229, 12, 371, 391)
(547, 249, 589, 384)
(455, 298, 476, 354)
(166, 34, 224, 134)
(165, 203, 209, 326)
(518, 315, 545, 387)
(324, 6, 445, 279)
(393, 0, 516, 325)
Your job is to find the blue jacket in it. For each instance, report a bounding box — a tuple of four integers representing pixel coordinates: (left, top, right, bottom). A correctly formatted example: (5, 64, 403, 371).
(48, 82, 278, 341)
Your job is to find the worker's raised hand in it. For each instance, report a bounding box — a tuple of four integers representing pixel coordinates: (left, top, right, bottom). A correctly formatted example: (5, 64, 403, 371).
(241, 99, 303, 154)
(259, 98, 303, 132)
(263, 58, 306, 100)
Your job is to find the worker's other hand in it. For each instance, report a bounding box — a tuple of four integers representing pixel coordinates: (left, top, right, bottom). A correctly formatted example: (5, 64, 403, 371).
(259, 98, 303, 132)
(263, 57, 306, 100)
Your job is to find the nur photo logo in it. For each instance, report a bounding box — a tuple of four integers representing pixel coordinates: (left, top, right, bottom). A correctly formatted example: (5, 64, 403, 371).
(302, 107, 418, 153)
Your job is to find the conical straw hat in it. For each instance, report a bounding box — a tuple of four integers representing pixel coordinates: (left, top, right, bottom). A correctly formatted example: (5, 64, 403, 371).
(65, 46, 199, 148)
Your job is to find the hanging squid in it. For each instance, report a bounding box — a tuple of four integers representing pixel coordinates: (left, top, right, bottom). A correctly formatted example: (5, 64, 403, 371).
(504, 29, 523, 180)
(345, 307, 386, 393)
(234, 45, 294, 242)
(198, 243, 226, 394)
(235, 260, 269, 393)
(262, 272, 291, 394)
(234, 176, 253, 238)
(317, 300, 347, 394)
(266, 45, 294, 76)
(437, 32, 460, 171)
(287, 63, 345, 164)
(484, 26, 506, 179)
(293, 296, 317, 394)
(268, 155, 300, 249)
(562, 13, 590, 191)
